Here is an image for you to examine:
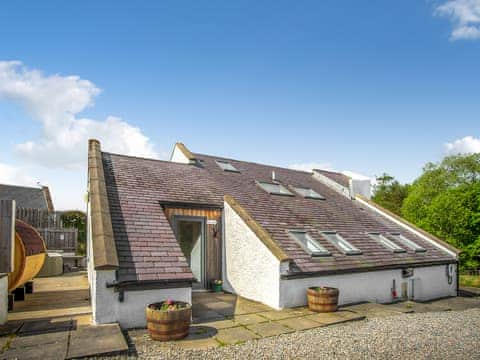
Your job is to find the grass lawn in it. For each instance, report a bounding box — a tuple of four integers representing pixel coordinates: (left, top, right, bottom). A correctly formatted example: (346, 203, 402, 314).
(460, 275, 480, 288)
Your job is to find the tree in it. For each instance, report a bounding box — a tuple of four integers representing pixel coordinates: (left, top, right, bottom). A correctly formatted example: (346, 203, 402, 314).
(402, 154, 480, 269)
(372, 173, 409, 216)
(61, 210, 87, 255)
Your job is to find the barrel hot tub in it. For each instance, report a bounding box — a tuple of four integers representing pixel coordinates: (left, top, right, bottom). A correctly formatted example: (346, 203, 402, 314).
(8, 220, 47, 292)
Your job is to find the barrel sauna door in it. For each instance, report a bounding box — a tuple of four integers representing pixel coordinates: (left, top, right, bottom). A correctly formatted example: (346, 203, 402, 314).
(174, 216, 205, 289)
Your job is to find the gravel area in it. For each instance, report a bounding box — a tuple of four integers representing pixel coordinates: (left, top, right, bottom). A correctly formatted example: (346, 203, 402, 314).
(101, 308, 480, 360)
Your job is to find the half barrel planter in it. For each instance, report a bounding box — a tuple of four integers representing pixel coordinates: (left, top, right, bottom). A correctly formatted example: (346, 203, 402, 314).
(146, 301, 192, 341)
(307, 287, 339, 312)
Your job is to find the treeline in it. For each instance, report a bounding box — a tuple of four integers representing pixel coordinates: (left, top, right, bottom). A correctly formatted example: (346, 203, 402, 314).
(372, 154, 480, 270)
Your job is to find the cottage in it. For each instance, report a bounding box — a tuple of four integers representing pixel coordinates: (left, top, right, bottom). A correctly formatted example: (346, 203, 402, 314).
(87, 140, 459, 328)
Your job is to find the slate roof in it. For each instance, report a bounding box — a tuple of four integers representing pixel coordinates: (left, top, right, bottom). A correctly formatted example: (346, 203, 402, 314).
(0, 184, 50, 210)
(313, 169, 351, 188)
(101, 149, 456, 283)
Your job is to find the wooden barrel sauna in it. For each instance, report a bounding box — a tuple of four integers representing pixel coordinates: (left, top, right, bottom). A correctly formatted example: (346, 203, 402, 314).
(307, 286, 339, 313)
(146, 301, 192, 341)
(8, 220, 47, 292)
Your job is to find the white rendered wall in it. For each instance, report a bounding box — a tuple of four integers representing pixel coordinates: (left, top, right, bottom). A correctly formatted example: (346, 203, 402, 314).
(170, 145, 192, 164)
(116, 287, 191, 328)
(0, 275, 7, 325)
(223, 202, 281, 309)
(90, 267, 191, 328)
(279, 264, 457, 308)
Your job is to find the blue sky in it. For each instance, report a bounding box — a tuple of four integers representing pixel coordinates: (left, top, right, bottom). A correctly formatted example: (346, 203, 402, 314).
(0, 0, 479, 209)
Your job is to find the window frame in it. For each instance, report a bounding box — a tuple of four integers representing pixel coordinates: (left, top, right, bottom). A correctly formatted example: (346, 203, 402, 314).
(388, 233, 427, 253)
(368, 232, 406, 253)
(288, 230, 331, 257)
(257, 181, 295, 197)
(292, 186, 325, 200)
(320, 231, 362, 255)
(215, 160, 240, 173)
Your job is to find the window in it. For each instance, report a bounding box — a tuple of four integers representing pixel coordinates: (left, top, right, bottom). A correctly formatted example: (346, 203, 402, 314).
(321, 231, 362, 255)
(293, 186, 325, 200)
(215, 160, 239, 172)
(368, 233, 406, 253)
(388, 233, 426, 253)
(288, 230, 330, 257)
(257, 181, 294, 196)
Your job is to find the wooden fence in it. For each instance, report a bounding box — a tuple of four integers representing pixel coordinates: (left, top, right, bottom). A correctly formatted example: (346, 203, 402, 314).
(16, 207, 64, 229)
(38, 228, 78, 253)
(0, 200, 15, 273)
(15, 207, 78, 253)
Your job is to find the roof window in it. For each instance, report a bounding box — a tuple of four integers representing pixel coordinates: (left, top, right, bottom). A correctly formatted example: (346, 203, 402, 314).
(288, 230, 330, 257)
(388, 233, 426, 253)
(216, 160, 239, 172)
(293, 186, 325, 200)
(368, 233, 406, 253)
(321, 231, 362, 255)
(257, 181, 294, 196)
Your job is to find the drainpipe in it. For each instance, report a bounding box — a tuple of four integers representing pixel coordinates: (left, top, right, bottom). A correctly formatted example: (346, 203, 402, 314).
(456, 260, 460, 296)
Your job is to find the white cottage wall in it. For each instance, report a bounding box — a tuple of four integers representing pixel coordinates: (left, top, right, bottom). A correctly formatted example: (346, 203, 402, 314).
(279, 264, 457, 308)
(223, 202, 281, 309)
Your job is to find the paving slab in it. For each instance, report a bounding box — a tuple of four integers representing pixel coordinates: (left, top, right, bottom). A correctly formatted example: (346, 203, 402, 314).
(19, 319, 74, 335)
(305, 311, 364, 326)
(247, 322, 294, 338)
(342, 303, 404, 318)
(257, 310, 302, 321)
(0, 322, 22, 337)
(193, 309, 225, 323)
(173, 326, 220, 350)
(2, 339, 67, 360)
(215, 327, 260, 345)
(195, 319, 238, 330)
(66, 323, 128, 359)
(431, 296, 480, 311)
(9, 330, 69, 349)
(233, 313, 268, 326)
(277, 317, 323, 331)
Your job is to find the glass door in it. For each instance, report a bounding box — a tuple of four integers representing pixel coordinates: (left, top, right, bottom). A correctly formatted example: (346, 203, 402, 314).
(174, 216, 205, 289)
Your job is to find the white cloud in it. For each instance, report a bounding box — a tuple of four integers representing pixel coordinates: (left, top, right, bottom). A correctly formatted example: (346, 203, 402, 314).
(0, 163, 37, 186)
(289, 162, 332, 172)
(445, 135, 480, 154)
(0, 61, 158, 168)
(435, 0, 480, 40)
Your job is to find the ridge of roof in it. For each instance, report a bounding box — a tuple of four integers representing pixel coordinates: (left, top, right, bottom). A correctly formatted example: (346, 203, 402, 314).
(0, 183, 42, 191)
(193, 151, 314, 175)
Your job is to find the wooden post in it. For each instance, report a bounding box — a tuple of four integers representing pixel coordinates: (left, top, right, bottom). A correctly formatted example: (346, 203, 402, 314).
(0, 200, 15, 274)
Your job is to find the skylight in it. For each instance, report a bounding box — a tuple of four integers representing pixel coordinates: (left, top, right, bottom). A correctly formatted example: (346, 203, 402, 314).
(257, 181, 294, 196)
(368, 233, 406, 253)
(321, 231, 362, 255)
(288, 230, 330, 257)
(388, 233, 426, 253)
(215, 160, 239, 172)
(293, 186, 325, 200)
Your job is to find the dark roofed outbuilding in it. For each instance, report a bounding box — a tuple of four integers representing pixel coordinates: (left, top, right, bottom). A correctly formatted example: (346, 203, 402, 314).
(0, 184, 54, 211)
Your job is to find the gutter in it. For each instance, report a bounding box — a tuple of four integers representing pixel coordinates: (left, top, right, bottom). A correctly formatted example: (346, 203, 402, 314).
(281, 259, 458, 280)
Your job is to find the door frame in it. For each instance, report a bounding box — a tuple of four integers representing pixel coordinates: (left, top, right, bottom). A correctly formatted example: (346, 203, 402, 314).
(173, 215, 207, 289)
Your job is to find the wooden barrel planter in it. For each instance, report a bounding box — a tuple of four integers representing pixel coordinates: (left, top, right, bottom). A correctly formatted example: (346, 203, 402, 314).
(146, 301, 191, 341)
(307, 286, 339, 313)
